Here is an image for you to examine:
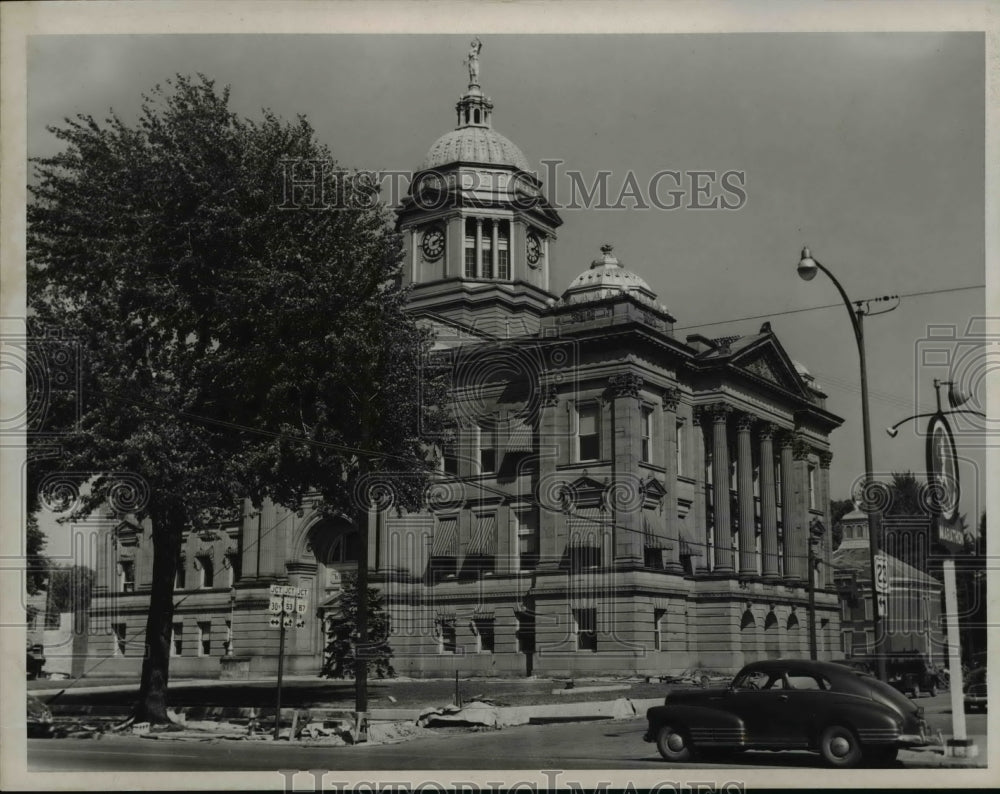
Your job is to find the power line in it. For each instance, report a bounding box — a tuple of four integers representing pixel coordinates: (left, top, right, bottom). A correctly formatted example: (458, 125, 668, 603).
(674, 283, 984, 332)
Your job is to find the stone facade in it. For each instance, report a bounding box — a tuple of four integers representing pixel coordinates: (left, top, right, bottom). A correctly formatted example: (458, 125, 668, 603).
(83, 47, 844, 680)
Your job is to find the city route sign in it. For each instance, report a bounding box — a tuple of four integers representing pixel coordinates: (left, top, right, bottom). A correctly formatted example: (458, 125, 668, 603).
(873, 553, 889, 595)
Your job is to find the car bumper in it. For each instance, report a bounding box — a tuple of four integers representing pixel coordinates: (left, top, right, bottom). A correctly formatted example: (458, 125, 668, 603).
(964, 695, 987, 706)
(896, 733, 931, 747)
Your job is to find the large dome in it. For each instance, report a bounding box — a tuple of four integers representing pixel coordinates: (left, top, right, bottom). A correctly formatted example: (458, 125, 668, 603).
(561, 245, 660, 306)
(421, 126, 531, 172)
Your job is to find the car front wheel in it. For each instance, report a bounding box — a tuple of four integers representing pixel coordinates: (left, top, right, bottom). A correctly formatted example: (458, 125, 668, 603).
(819, 725, 863, 768)
(656, 725, 693, 762)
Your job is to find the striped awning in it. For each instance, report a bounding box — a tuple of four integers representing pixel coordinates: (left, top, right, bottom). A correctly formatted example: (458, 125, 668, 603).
(468, 513, 498, 556)
(643, 512, 666, 550)
(505, 417, 534, 454)
(568, 507, 604, 548)
(679, 523, 705, 557)
(432, 517, 459, 557)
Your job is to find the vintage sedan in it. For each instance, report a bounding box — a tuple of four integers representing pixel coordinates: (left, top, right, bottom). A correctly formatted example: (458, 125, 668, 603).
(644, 659, 930, 767)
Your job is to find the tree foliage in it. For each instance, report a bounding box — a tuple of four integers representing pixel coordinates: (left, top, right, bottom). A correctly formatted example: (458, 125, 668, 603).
(46, 564, 96, 615)
(321, 573, 394, 680)
(829, 497, 855, 551)
(28, 74, 450, 722)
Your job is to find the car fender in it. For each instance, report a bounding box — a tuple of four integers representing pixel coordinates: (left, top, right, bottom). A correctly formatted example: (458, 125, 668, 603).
(800, 700, 900, 747)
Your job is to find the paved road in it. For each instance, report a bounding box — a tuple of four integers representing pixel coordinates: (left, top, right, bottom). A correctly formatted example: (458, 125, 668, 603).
(27, 697, 987, 773)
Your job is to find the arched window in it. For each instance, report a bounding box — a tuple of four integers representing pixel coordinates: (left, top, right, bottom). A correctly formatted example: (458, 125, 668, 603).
(474, 108, 481, 124)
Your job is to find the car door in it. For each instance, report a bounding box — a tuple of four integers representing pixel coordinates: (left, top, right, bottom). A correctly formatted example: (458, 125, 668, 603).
(724, 669, 796, 747)
(768, 669, 832, 747)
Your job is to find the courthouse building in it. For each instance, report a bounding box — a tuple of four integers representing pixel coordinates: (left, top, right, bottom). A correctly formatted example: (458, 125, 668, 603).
(84, 52, 844, 679)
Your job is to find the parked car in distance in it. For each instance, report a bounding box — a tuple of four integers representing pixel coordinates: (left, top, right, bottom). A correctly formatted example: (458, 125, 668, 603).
(832, 654, 946, 697)
(26, 643, 45, 680)
(644, 659, 930, 768)
(27, 693, 54, 738)
(964, 667, 986, 712)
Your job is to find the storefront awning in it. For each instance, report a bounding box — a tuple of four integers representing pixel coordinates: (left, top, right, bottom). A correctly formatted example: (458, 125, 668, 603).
(468, 513, 498, 556)
(505, 417, 534, 454)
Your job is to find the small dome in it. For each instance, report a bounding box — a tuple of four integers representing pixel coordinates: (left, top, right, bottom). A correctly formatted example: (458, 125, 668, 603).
(561, 244, 659, 306)
(421, 127, 530, 172)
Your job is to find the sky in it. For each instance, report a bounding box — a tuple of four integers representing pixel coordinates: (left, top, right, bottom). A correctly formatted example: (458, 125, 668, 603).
(25, 32, 988, 557)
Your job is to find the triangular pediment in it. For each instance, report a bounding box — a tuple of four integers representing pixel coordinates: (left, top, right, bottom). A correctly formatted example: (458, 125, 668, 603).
(640, 476, 667, 502)
(562, 475, 609, 509)
(730, 336, 809, 398)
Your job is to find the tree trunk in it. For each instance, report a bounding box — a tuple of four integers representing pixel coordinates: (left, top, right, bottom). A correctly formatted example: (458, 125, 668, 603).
(133, 505, 183, 723)
(354, 500, 369, 715)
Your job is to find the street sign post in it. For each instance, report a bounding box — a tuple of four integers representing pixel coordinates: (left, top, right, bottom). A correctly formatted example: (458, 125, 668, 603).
(268, 584, 309, 740)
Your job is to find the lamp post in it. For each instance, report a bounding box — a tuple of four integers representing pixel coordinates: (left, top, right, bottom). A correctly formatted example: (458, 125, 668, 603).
(797, 247, 895, 682)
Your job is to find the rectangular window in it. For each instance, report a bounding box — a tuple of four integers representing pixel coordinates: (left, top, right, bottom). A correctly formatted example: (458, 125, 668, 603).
(577, 404, 600, 462)
(438, 621, 457, 654)
(226, 554, 238, 587)
(497, 229, 510, 280)
(481, 235, 493, 279)
(516, 508, 539, 570)
(119, 560, 135, 593)
(464, 235, 476, 278)
(654, 608, 666, 651)
(640, 405, 654, 463)
(175, 557, 186, 590)
(171, 622, 183, 657)
(808, 464, 817, 509)
(442, 444, 458, 476)
(198, 621, 211, 656)
(574, 608, 597, 651)
(198, 555, 214, 588)
(478, 425, 496, 474)
(113, 622, 127, 656)
(473, 618, 495, 653)
(223, 619, 233, 656)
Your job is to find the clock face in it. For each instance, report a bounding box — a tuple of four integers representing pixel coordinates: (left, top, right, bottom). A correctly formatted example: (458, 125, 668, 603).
(421, 227, 445, 261)
(926, 414, 959, 522)
(526, 233, 542, 267)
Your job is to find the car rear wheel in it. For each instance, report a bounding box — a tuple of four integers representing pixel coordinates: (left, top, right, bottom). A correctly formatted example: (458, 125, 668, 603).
(656, 725, 693, 762)
(927, 684, 938, 698)
(819, 725, 863, 768)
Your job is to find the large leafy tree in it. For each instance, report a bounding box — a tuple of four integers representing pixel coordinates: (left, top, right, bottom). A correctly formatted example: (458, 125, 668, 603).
(28, 75, 450, 722)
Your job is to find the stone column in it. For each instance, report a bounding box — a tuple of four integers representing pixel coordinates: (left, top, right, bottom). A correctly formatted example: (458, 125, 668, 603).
(779, 432, 800, 584)
(710, 404, 734, 574)
(491, 219, 499, 277)
(662, 388, 682, 572)
(691, 408, 708, 573)
(758, 423, 780, 582)
(475, 217, 483, 278)
(789, 435, 812, 584)
(736, 413, 757, 578)
(609, 372, 644, 565)
(818, 450, 834, 589)
(537, 385, 562, 568)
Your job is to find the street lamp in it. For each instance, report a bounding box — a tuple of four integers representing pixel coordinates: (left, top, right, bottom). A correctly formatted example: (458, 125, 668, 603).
(797, 247, 896, 682)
